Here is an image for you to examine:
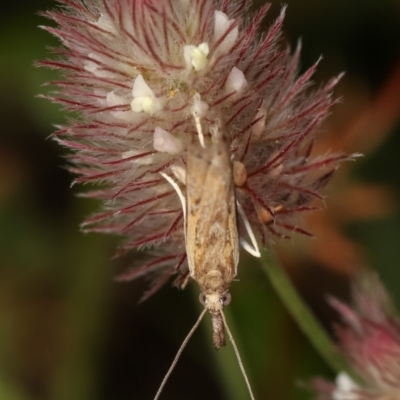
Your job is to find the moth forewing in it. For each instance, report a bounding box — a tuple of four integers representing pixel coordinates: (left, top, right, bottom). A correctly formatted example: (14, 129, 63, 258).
(186, 131, 239, 281)
(185, 128, 239, 349)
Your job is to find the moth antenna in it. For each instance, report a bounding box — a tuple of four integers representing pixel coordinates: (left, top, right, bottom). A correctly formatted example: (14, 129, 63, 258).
(160, 172, 186, 221)
(154, 308, 207, 400)
(192, 111, 205, 148)
(236, 201, 261, 258)
(220, 310, 256, 400)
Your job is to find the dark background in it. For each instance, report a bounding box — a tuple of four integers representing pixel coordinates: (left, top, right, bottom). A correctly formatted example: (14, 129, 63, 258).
(0, 0, 399, 399)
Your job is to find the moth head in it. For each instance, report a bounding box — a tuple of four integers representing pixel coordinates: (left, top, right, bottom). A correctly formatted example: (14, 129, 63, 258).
(199, 291, 231, 311)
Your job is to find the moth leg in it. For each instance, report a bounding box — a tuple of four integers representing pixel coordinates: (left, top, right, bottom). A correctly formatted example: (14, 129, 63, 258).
(170, 164, 186, 185)
(160, 172, 186, 221)
(192, 111, 205, 148)
(236, 200, 261, 258)
(233, 161, 247, 187)
(239, 238, 261, 258)
(180, 273, 191, 289)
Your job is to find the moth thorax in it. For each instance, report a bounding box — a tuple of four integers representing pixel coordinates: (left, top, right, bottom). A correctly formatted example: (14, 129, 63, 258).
(198, 270, 228, 293)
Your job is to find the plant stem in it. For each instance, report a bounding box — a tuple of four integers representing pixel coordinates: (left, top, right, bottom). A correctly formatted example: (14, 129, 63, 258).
(259, 249, 354, 377)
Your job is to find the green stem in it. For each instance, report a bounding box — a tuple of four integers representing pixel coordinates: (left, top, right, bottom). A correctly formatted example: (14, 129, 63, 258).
(259, 249, 353, 377)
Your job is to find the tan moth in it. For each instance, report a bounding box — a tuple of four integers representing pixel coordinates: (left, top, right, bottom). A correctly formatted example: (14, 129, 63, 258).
(156, 116, 258, 400)
(186, 122, 239, 349)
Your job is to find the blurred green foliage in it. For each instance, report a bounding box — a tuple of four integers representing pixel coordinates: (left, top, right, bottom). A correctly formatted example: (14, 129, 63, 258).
(0, 0, 399, 399)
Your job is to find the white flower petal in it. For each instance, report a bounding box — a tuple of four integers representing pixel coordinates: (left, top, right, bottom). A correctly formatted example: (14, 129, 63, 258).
(131, 75, 164, 115)
(214, 11, 230, 39)
(192, 93, 209, 117)
(332, 373, 360, 400)
(183, 43, 209, 72)
(130, 97, 145, 113)
(225, 67, 247, 98)
(214, 11, 238, 54)
(130, 97, 163, 115)
(153, 127, 183, 154)
(141, 97, 156, 114)
(132, 74, 156, 98)
(198, 43, 210, 56)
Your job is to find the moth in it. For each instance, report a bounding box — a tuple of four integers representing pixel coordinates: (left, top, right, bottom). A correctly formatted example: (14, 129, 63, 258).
(156, 117, 258, 400)
(186, 124, 239, 349)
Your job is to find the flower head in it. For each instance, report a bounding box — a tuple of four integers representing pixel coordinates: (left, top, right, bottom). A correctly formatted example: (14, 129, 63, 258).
(312, 274, 400, 400)
(40, 0, 352, 299)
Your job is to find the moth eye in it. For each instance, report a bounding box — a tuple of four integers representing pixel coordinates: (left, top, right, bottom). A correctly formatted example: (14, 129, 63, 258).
(220, 292, 231, 306)
(199, 293, 207, 305)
